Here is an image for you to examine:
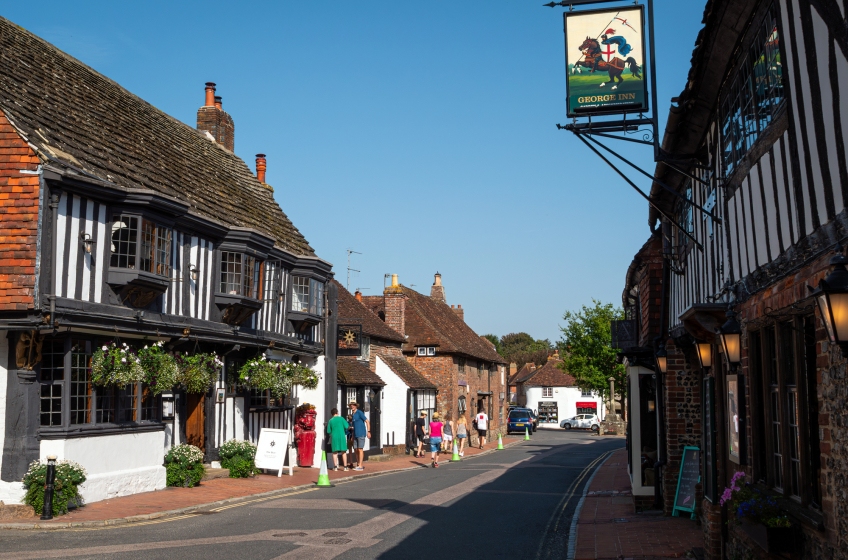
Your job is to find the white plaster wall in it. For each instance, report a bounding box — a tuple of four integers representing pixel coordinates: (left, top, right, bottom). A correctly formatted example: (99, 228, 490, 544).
(40, 430, 166, 504)
(524, 386, 606, 425)
(375, 356, 409, 448)
(295, 355, 326, 467)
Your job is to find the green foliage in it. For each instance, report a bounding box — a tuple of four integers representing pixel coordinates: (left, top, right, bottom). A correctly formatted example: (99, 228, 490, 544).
(164, 444, 205, 487)
(137, 342, 179, 395)
(90, 343, 145, 386)
(219, 439, 258, 478)
(558, 300, 626, 412)
(176, 353, 222, 394)
(482, 334, 502, 354)
(498, 332, 553, 369)
(239, 357, 321, 398)
(22, 459, 87, 516)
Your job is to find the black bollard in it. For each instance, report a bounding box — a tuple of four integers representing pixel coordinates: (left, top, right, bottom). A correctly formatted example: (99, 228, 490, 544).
(40, 455, 57, 520)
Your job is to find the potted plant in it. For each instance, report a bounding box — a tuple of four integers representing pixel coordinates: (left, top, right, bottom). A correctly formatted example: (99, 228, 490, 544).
(22, 459, 87, 516)
(90, 342, 145, 386)
(137, 341, 179, 395)
(164, 444, 205, 487)
(176, 352, 222, 394)
(721, 471, 793, 553)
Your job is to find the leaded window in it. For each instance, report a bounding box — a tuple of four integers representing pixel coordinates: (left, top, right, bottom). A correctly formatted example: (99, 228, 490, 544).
(110, 215, 171, 276)
(720, 2, 784, 177)
(220, 252, 259, 298)
(39, 339, 64, 427)
(291, 277, 326, 315)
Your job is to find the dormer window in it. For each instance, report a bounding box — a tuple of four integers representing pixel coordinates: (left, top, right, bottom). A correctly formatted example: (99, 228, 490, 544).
(417, 346, 436, 356)
(110, 215, 172, 276)
(220, 252, 259, 298)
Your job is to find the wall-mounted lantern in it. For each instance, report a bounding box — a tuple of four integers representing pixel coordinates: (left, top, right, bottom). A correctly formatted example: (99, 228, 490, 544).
(655, 344, 668, 374)
(718, 310, 742, 369)
(79, 232, 95, 254)
(696, 342, 713, 369)
(810, 251, 848, 353)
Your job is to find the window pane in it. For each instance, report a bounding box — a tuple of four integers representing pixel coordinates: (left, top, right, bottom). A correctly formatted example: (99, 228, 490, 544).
(110, 215, 138, 269)
(119, 384, 137, 423)
(70, 339, 92, 425)
(221, 252, 242, 295)
(40, 339, 64, 382)
(96, 386, 116, 424)
(771, 389, 783, 489)
(310, 279, 325, 316)
(243, 255, 256, 299)
(780, 321, 797, 387)
(40, 384, 62, 427)
(787, 389, 801, 498)
(139, 219, 155, 273)
(155, 227, 172, 277)
(141, 384, 159, 421)
(292, 277, 310, 312)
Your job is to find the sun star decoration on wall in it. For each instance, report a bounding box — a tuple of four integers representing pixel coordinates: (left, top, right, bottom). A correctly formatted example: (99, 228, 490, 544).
(343, 330, 357, 345)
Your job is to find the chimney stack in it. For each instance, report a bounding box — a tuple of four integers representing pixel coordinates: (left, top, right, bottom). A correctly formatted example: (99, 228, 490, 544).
(197, 82, 235, 151)
(204, 82, 216, 107)
(214, 95, 223, 110)
(255, 154, 267, 183)
(452, 303, 464, 322)
(355, 290, 362, 302)
(509, 362, 518, 376)
(430, 271, 446, 303)
(383, 273, 406, 336)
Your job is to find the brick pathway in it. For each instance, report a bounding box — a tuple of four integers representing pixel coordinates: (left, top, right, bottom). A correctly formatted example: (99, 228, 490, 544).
(574, 449, 703, 559)
(3, 437, 519, 528)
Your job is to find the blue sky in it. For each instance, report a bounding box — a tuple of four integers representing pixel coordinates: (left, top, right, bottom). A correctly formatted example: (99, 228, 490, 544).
(4, 1, 706, 343)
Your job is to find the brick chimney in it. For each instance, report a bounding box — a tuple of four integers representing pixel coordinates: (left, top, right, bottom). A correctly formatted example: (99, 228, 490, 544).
(197, 82, 235, 151)
(255, 154, 267, 183)
(451, 304, 464, 322)
(355, 290, 362, 302)
(383, 273, 406, 336)
(430, 272, 446, 303)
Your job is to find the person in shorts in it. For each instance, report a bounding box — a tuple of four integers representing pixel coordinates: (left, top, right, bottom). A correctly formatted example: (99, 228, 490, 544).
(456, 414, 468, 456)
(428, 412, 444, 468)
(441, 412, 454, 454)
(475, 409, 489, 449)
(349, 401, 370, 471)
(414, 411, 427, 458)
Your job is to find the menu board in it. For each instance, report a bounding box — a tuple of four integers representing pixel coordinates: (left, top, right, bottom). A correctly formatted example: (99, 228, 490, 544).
(255, 428, 292, 477)
(672, 446, 700, 519)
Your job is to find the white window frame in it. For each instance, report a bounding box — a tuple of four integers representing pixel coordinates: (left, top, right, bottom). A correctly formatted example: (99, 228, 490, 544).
(542, 387, 553, 398)
(360, 335, 371, 361)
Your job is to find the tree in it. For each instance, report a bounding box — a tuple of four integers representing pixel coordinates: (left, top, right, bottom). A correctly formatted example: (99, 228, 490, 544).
(482, 334, 501, 354)
(499, 332, 552, 369)
(558, 300, 627, 420)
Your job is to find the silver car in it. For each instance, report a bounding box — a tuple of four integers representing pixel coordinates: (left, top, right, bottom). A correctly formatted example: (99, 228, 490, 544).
(560, 413, 600, 432)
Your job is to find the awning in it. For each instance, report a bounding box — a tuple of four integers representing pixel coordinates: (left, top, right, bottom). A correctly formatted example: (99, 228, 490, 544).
(576, 401, 597, 409)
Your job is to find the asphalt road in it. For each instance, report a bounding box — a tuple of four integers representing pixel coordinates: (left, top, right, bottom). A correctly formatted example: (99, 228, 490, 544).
(0, 430, 624, 560)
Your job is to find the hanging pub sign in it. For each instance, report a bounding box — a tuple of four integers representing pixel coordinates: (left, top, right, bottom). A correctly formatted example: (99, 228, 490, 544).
(564, 6, 648, 117)
(337, 323, 363, 356)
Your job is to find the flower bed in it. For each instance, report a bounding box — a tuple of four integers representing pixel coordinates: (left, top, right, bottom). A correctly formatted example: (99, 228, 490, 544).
(219, 440, 258, 478)
(164, 444, 205, 487)
(22, 460, 87, 516)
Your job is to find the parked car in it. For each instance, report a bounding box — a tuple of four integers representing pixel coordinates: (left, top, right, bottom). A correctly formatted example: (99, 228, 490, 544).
(506, 408, 536, 434)
(560, 413, 600, 432)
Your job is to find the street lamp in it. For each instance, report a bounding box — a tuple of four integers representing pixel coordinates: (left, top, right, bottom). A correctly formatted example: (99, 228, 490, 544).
(696, 342, 713, 369)
(655, 344, 668, 374)
(718, 309, 742, 369)
(810, 251, 848, 353)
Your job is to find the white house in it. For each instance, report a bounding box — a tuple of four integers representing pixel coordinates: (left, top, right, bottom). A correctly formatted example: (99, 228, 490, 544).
(514, 357, 606, 426)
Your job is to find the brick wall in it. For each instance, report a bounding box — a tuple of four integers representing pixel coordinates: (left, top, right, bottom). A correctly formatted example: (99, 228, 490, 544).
(383, 290, 406, 337)
(196, 106, 235, 152)
(0, 110, 39, 311)
(367, 339, 403, 372)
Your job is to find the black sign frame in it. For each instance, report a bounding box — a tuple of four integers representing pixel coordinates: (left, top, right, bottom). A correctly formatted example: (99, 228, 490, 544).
(336, 324, 363, 357)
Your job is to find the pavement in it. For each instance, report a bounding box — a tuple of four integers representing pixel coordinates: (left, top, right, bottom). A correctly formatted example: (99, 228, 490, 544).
(0, 435, 522, 529)
(572, 448, 704, 559)
(0, 430, 624, 559)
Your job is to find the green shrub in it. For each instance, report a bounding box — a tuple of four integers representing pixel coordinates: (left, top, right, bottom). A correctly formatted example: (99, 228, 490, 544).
(164, 444, 205, 487)
(22, 459, 87, 516)
(219, 440, 257, 478)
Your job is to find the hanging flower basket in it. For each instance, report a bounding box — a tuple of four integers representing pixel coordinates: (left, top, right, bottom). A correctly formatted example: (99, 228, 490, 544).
(239, 357, 321, 398)
(285, 362, 320, 390)
(90, 342, 145, 386)
(176, 352, 222, 394)
(137, 341, 179, 395)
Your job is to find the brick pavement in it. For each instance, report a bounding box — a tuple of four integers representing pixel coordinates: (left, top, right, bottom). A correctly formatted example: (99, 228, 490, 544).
(2, 436, 520, 528)
(574, 449, 703, 559)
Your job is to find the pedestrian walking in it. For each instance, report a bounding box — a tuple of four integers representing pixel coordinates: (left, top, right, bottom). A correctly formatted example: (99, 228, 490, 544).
(414, 411, 427, 458)
(475, 409, 489, 449)
(429, 412, 444, 468)
(441, 413, 454, 454)
(456, 414, 468, 456)
(348, 401, 370, 471)
(327, 408, 350, 471)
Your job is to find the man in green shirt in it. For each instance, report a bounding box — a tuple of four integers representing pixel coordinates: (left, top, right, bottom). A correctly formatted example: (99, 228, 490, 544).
(327, 408, 350, 471)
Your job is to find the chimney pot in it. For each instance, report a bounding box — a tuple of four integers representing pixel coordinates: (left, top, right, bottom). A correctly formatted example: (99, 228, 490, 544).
(355, 290, 362, 302)
(434, 272, 442, 287)
(214, 95, 223, 110)
(204, 82, 216, 107)
(458, 304, 462, 309)
(391, 274, 399, 288)
(255, 154, 267, 183)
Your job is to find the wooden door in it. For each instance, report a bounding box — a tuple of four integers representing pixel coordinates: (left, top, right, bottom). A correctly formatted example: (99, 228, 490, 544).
(186, 393, 205, 451)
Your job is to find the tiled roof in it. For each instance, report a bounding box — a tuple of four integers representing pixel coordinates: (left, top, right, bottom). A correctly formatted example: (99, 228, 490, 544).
(0, 17, 314, 257)
(333, 281, 405, 343)
(522, 360, 576, 388)
(508, 363, 537, 385)
(337, 357, 385, 386)
(379, 355, 437, 390)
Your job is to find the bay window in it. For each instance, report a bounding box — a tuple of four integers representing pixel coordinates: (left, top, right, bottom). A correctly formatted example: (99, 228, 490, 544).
(220, 252, 260, 298)
(110, 215, 172, 277)
(291, 277, 325, 316)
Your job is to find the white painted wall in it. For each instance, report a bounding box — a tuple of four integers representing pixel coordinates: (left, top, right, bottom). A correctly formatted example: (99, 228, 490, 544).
(40, 430, 166, 504)
(375, 356, 409, 449)
(295, 355, 326, 467)
(523, 386, 606, 425)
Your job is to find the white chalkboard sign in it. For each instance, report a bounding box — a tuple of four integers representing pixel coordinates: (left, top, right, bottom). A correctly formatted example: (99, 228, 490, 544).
(255, 428, 292, 477)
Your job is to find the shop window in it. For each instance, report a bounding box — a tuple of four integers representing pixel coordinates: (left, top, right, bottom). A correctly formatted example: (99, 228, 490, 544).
(749, 316, 821, 508)
(542, 387, 553, 398)
(720, 2, 785, 177)
(220, 252, 260, 298)
(110, 215, 172, 276)
(38, 338, 161, 430)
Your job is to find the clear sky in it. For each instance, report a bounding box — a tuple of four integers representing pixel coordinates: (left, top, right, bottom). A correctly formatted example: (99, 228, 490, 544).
(3, 1, 706, 343)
